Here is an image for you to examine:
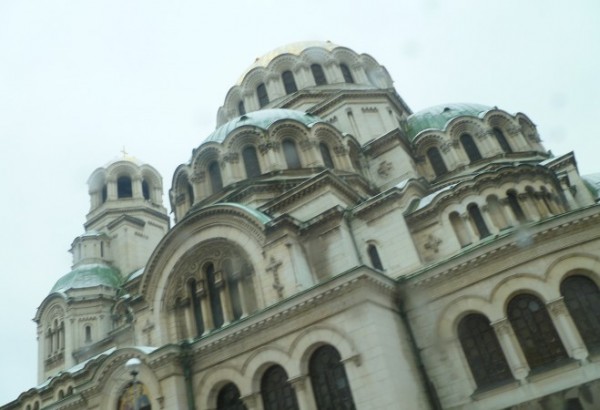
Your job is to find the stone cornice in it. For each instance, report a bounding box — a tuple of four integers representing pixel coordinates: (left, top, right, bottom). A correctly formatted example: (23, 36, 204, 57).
(362, 128, 409, 157)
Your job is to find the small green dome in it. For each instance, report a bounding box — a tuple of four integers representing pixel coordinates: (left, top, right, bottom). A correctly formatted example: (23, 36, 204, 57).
(205, 109, 324, 144)
(50, 264, 121, 294)
(406, 103, 492, 141)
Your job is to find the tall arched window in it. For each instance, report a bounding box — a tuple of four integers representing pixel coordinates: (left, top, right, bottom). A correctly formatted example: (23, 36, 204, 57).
(282, 139, 301, 169)
(282, 71, 298, 94)
(493, 128, 512, 153)
(311, 64, 327, 85)
(142, 179, 150, 200)
(208, 161, 223, 193)
(367, 244, 384, 270)
(189, 279, 204, 337)
(238, 100, 246, 115)
(507, 190, 526, 223)
(309, 345, 356, 409)
(319, 142, 334, 169)
(261, 365, 299, 410)
(242, 146, 261, 178)
(565, 398, 584, 410)
(426, 147, 448, 177)
(217, 383, 246, 410)
(560, 275, 600, 353)
(187, 182, 195, 206)
(460, 133, 482, 163)
(468, 204, 491, 239)
(223, 259, 243, 321)
(340, 63, 354, 83)
(257, 83, 269, 108)
(117, 176, 133, 198)
(458, 314, 512, 387)
(101, 184, 108, 203)
(507, 294, 568, 369)
(205, 263, 224, 328)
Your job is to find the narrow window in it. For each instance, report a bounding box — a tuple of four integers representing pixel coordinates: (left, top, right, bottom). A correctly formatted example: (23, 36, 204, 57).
(426, 147, 448, 177)
(468, 204, 491, 238)
(565, 398, 584, 410)
(189, 279, 204, 337)
(340, 63, 354, 83)
(206, 263, 224, 328)
(208, 161, 223, 193)
(493, 128, 512, 153)
(311, 64, 327, 85)
(238, 100, 246, 115)
(460, 133, 482, 162)
(282, 70, 298, 94)
(223, 259, 243, 321)
(507, 190, 526, 223)
(85, 325, 91, 343)
(458, 314, 512, 387)
(117, 176, 133, 198)
(187, 182, 195, 206)
(101, 184, 107, 203)
(242, 146, 261, 178)
(310, 345, 356, 409)
(368, 244, 384, 270)
(217, 383, 246, 410)
(257, 83, 269, 108)
(319, 142, 334, 169)
(100, 241, 104, 257)
(561, 275, 600, 353)
(507, 294, 568, 369)
(282, 139, 301, 169)
(142, 179, 150, 200)
(261, 365, 299, 410)
(58, 390, 64, 400)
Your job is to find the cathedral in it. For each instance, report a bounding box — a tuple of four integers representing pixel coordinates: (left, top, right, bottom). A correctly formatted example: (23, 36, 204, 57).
(3, 41, 600, 410)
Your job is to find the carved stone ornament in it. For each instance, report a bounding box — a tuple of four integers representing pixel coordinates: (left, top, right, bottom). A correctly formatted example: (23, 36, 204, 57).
(423, 234, 442, 253)
(377, 160, 393, 178)
(547, 298, 568, 316)
(491, 318, 512, 336)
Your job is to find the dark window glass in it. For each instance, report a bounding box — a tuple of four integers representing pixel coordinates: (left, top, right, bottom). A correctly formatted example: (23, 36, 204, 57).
(238, 100, 246, 115)
(242, 146, 261, 178)
(319, 143, 334, 169)
(561, 275, 600, 353)
(311, 64, 327, 85)
(209, 161, 223, 193)
(565, 398, 584, 410)
(142, 180, 150, 200)
(507, 294, 568, 369)
(493, 128, 512, 153)
(468, 204, 491, 239)
(206, 263, 224, 328)
(458, 314, 512, 387)
(426, 147, 448, 177)
(189, 279, 204, 337)
(257, 83, 269, 108)
(340, 64, 354, 83)
(507, 190, 526, 223)
(282, 71, 298, 94)
(117, 176, 133, 198)
(217, 383, 247, 410)
(309, 345, 356, 410)
(101, 184, 107, 203)
(223, 259, 243, 321)
(187, 183, 195, 206)
(368, 244, 383, 270)
(261, 365, 299, 410)
(85, 326, 91, 342)
(460, 133, 482, 162)
(283, 139, 301, 169)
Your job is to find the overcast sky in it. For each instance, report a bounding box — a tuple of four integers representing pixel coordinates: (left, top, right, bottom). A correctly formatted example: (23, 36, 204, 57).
(1, 0, 598, 404)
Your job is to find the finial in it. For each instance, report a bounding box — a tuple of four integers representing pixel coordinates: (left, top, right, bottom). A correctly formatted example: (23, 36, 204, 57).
(121, 146, 128, 157)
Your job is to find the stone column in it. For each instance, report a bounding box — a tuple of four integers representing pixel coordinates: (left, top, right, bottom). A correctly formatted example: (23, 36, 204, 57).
(461, 213, 479, 243)
(236, 276, 248, 318)
(241, 392, 262, 410)
(546, 297, 588, 360)
(491, 318, 530, 381)
(215, 271, 232, 326)
(289, 375, 316, 410)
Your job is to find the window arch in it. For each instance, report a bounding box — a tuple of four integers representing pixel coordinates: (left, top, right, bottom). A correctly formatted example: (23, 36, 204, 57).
(238, 100, 246, 115)
(460, 133, 482, 163)
(101, 184, 108, 203)
(319, 142, 334, 169)
(216, 383, 246, 410)
(507, 293, 568, 369)
(506, 190, 526, 223)
(242, 146, 261, 178)
(560, 275, 600, 353)
(311, 64, 327, 85)
(261, 365, 299, 410)
(257, 83, 269, 108)
(467, 204, 491, 239)
(367, 244, 384, 270)
(208, 161, 223, 193)
(282, 71, 298, 94)
(282, 139, 301, 169)
(493, 127, 512, 153)
(84, 325, 92, 343)
(426, 147, 448, 177)
(142, 179, 150, 200)
(187, 182, 195, 206)
(340, 63, 354, 83)
(309, 345, 356, 409)
(117, 176, 133, 198)
(458, 314, 512, 387)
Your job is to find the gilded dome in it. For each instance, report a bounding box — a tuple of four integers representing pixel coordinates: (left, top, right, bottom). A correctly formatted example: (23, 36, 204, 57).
(406, 103, 492, 141)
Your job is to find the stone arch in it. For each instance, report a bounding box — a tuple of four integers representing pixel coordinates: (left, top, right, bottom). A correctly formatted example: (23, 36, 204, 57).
(240, 67, 270, 97)
(490, 273, 552, 318)
(192, 145, 222, 175)
(196, 365, 248, 410)
(437, 295, 493, 342)
(545, 253, 600, 292)
(241, 345, 295, 393)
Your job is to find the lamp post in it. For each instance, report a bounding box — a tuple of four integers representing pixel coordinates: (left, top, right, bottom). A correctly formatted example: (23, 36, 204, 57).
(125, 358, 142, 410)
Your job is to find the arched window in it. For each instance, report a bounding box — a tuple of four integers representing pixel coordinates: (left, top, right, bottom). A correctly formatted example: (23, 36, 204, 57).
(468, 204, 491, 239)
(223, 259, 243, 321)
(208, 161, 223, 193)
(189, 279, 204, 337)
(507, 294, 568, 369)
(507, 190, 526, 223)
(261, 365, 299, 410)
(282, 71, 298, 94)
(257, 83, 269, 108)
(309, 345, 356, 409)
(117, 176, 133, 198)
(368, 244, 384, 270)
(238, 100, 246, 115)
(311, 64, 327, 85)
(84, 325, 92, 343)
(340, 63, 354, 84)
(282, 139, 301, 169)
(460, 133, 482, 163)
(426, 147, 448, 177)
(142, 179, 150, 200)
(118, 382, 152, 410)
(187, 182, 195, 206)
(216, 383, 246, 410)
(493, 128, 512, 153)
(101, 184, 107, 203)
(565, 398, 584, 410)
(458, 314, 512, 387)
(205, 263, 224, 328)
(58, 390, 64, 399)
(319, 142, 334, 169)
(450, 211, 471, 247)
(67, 386, 73, 396)
(242, 146, 261, 178)
(561, 275, 600, 353)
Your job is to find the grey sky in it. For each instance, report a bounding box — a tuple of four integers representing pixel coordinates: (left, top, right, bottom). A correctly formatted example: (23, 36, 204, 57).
(1, 0, 598, 403)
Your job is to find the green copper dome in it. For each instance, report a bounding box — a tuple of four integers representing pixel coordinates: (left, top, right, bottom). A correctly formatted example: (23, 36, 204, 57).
(50, 264, 121, 294)
(406, 103, 492, 141)
(205, 109, 324, 144)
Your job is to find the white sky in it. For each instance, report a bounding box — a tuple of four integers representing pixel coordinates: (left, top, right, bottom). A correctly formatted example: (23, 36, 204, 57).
(1, 0, 598, 404)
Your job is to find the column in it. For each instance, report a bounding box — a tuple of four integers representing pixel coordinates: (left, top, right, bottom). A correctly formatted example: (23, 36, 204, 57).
(546, 298, 588, 360)
(199, 293, 213, 335)
(491, 318, 529, 381)
(181, 298, 195, 339)
(215, 271, 232, 325)
(289, 375, 316, 410)
(236, 277, 249, 318)
(461, 213, 479, 243)
(241, 392, 261, 410)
